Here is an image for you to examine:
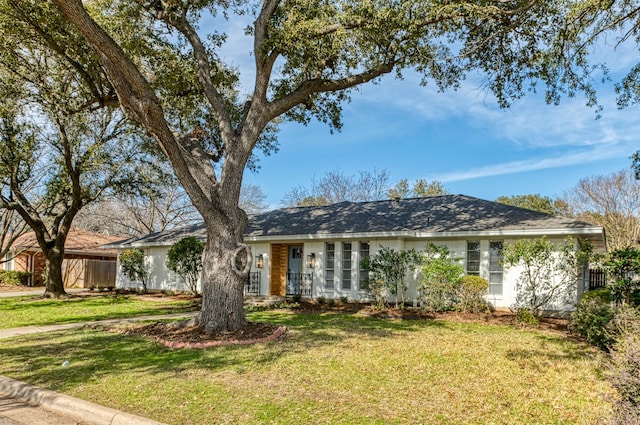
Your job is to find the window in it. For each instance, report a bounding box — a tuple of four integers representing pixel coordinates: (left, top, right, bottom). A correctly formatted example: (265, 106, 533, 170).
(359, 242, 370, 290)
(342, 242, 352, 290)
(466, 241, 480, 276)
(489, 241, 503, 296)
(325, 243, 335, 290)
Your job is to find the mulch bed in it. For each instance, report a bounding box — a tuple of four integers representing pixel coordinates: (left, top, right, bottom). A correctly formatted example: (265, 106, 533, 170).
(116, 305, 569, 349)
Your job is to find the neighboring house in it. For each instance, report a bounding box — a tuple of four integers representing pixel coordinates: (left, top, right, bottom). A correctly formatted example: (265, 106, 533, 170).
(2, 228, 122, 287)
(106, 195, 606, 311)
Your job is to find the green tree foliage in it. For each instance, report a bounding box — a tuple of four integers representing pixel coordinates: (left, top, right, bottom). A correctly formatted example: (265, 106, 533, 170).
(495, 194, 562, 215)
(36, 0, 585, 331)
(166, 236, 204, 296)
(418, 243, 464, 312)
(502, 237, 590, 317)
(0, 1, 164, 297)
(361, 246, 419, 309)
(119, 249, 148, 293)
(604, 247, 640, 306)
(387, 179, 448, 199)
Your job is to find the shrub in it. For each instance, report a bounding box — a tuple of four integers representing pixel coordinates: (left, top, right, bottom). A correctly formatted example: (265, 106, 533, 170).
(570, 292, 616, 350)
(515, 308, 539, 327)
(0, 270, 32, 286)
(361, 246, 420, 308)
(418, 243, 464, 312)
(607, 306, 640, 424)
(458, 275, 489, 313)
(166, 236, 204, 296)
(580, 288, 612, 304)
(604, 247, 640, 306)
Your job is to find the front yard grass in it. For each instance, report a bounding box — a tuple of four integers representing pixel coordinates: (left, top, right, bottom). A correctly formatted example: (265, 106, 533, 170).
(0, 294, 198, 329)
(0, 309, 612, 424)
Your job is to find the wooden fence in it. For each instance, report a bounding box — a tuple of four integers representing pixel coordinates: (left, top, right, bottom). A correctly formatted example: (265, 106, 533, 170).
(62, 259, 116, 288)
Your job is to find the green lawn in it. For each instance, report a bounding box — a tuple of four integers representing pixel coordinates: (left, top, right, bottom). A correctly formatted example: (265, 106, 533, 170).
(0, 309, 612, 424)
(0, 294, 198, 329)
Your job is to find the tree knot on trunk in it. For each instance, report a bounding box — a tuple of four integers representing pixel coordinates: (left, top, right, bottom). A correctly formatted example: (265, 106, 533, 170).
(231, 243, 252, 276)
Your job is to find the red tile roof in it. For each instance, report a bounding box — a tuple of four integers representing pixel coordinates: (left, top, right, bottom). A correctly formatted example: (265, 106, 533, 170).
(13, 229, 124, 255)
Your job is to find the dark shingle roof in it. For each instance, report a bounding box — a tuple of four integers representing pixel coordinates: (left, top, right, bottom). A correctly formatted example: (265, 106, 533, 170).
(106, 195, 602, 248)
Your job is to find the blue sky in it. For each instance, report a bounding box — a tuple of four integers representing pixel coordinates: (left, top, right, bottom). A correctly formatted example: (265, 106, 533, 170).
(214, 16, 640, 209)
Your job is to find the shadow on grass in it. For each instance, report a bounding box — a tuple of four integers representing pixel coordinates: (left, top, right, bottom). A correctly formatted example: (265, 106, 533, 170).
(0, 310, 451, 390)
(0, 295, 197, 328)
(505, 333, 600, 371)
(0, 309, 593, 398)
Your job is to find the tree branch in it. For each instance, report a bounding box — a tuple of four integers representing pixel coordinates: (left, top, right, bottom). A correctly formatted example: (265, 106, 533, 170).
(136, 0, 235, 142)
(52, 0, 216, 211)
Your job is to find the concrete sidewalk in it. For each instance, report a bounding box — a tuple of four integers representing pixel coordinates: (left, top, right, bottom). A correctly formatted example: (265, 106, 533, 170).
(0, 312, 199, 425)
(0, 377, 166, 425)
(0, 288, 88, 298)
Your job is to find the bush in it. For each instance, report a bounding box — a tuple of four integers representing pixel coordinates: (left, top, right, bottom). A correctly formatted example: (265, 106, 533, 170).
(458, 275, 490, 313)
(515, 308, 539, 327)
(580, 288, 612, 304)
(607, 307, 640, 424)
(0, 270, 32, 286)
(570, 292, 616, 350)
(418, 243, 464, 312)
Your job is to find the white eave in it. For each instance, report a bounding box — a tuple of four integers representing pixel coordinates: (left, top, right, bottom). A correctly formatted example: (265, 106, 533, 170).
(245, 226, 606, 243)
(107, 225, 605, 249)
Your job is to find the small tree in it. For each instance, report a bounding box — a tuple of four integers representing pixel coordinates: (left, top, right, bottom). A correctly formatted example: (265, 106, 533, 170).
(361, 246, 419, 309)
(503, 236, 587, 317)
(604, 247, 640, 306)
(166, 236, 204, 296)
(418, 243, 464, 312)
(119, 249, 148, 293)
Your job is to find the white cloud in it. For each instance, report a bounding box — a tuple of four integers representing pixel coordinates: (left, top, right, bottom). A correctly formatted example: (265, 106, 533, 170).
(432, 142, 635, 183)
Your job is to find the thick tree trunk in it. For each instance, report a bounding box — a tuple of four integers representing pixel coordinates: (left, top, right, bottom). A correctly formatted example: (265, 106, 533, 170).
(198, 216, 249, 332)
(43, 247, 67, 298)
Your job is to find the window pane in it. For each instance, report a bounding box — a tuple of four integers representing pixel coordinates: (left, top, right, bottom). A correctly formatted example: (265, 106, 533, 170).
(359, 242, 370, 289)
(489, 241, 503, 272)
(466, 241, 481, 275)
(325, 243, 335, 289)
(488, 241, 503, 295)
(342, 243, 352, 290)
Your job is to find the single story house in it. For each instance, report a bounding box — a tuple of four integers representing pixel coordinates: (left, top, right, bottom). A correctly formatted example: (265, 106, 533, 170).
(106, 195, 606, 310)
(2, 228, 121, 287)
(106, 195, 606, 309)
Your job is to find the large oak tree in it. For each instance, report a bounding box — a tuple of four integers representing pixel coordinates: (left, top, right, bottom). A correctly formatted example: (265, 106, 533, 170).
(24, 0, 586, 331)
(0, 1, 163, 296)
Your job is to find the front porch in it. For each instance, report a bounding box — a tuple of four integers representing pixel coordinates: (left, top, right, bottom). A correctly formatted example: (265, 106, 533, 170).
(244, 270, 313, 297)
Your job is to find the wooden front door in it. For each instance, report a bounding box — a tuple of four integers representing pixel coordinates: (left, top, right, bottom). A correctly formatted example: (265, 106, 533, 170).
(270, 244, 287, 296)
